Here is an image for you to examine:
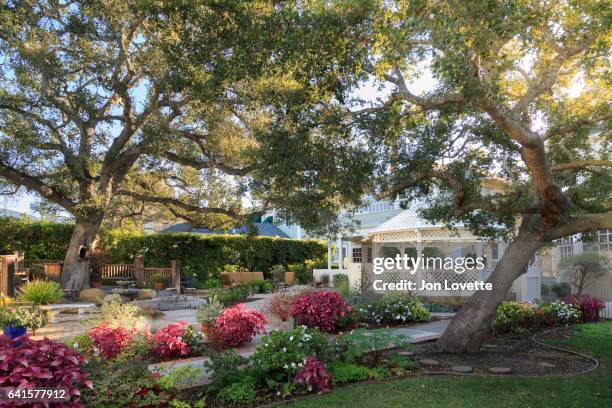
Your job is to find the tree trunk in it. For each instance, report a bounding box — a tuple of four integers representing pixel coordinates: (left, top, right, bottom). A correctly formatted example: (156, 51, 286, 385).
(60, 213, 104, 292)
(436, 232, 543, 353)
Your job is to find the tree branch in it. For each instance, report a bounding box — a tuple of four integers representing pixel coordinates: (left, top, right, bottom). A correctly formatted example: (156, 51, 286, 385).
(547, 212, 612, 241)
(551, 160, 612, 172)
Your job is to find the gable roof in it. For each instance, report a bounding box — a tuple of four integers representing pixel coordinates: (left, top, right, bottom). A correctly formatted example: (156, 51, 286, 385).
(160, 222, 290, 238)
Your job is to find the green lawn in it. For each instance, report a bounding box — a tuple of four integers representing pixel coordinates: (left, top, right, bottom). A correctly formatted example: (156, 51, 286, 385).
(290, 322, 612, 408)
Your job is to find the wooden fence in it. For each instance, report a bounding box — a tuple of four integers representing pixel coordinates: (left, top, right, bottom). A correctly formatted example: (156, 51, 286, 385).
(101, 256, 180, 288)
(2, 255, 180, 291)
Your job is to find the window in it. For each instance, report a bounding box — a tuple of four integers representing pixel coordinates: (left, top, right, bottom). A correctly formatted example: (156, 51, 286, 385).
(491, 243, 499, 260)
(367, 247, 373, 263)
(583, 230, 612, 252)
(352, 248, 362, 263)
(558, 236, 574, 258)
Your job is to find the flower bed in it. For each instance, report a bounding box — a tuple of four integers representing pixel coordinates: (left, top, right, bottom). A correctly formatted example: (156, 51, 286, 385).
(355, 293, 431, 326)
(492, 300, 583, 334)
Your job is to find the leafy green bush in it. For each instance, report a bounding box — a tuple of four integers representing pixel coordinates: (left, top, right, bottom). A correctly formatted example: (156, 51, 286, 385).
(492, 301, 537, 334)
(0, 306, 47, 330)
(327, 361, 370, 383)
(357, 293, 431, 325)
(217, 378, 258, 406)
(245, 279, 273, 294)
(196, 296, 223, 328)
(19, 280, 64, 305)
(251, 327, 330, 395)
(288, 263, 313, 284)
(0, 217, 73, 259)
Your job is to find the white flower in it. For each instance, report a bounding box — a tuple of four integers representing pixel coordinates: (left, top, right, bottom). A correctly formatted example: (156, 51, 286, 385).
(298, 342, 303, 347)
(72, 342, 79, 349)
(283, 364, 289, 369)
(289, 336, 294, 341)
(291, 362, 296, 368)
(282, 347, 287, 352)
(276, 391, 281, 396)
(298, 362, 303, 367)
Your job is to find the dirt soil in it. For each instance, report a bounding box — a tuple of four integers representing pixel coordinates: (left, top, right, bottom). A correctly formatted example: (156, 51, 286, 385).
(410, 330, 594, 376)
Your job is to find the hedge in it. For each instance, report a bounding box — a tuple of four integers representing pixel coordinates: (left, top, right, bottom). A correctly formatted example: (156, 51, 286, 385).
(0, 217, 73, 259)
(0, 217, 326, 282)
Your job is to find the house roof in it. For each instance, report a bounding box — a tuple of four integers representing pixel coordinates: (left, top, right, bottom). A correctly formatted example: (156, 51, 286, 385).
(160, 222, 290, 238)
(368, 208, 441, 234)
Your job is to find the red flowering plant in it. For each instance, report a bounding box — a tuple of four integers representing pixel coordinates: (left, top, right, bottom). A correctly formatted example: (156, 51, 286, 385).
(89, 322, 136, 359)
(564, 295, 605, 322)
(149, 322, 191, 359)
(213, 304, 267, 348)
(290, 291, 346, 332)
(336, 304, 360, 331)
(0, 335, 92, 407)
(295, 357, 332, 394)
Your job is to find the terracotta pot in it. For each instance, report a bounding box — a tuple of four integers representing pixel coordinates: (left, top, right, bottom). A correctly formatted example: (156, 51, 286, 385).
(91, 281, 102, 289)
(153, 282, 164, 290)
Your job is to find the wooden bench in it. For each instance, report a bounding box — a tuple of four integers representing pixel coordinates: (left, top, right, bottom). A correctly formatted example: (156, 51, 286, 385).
(220, 272, 265, 287)
(40, 303, 97, 324)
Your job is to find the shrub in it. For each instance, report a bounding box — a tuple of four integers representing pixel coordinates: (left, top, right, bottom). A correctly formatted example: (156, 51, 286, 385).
(357, 293, 431, 325)
(266, 291, 295, 322)
(564, 294, 605, 322)
(335, 304, 360, 331)
(290, 291, 346, 332)
(90, 322, 136, 359)
(0, 306, 48, 332)
(295, 357, 332, 394)
(213, 304, 267, 347)
(204, 350, 252, 395)
(492, 301, 536, 333)
(0, 336, 92, 404)
(97, 296, 147, 330)
(150, 273, 167, 284)
(534, 300, 581, 325)
(149, 322, 191, 359)
(251, 327, 330, 395)
(288, 263, 313, 284)
(197, 296, 223, 333)
(327, 361, 370, 383)
(245, 279, 273, 294)
(0, 217, 326, 282)
(18, 280, 64, 305)
(269, 264, 285, 283)
(83, 359, 172, 406)
(217, 378, 258, 406)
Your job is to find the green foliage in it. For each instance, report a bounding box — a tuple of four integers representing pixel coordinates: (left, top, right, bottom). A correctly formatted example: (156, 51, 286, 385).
(269, 264, 285, 283)
(357, 293, 431, 325)
(0, 306, 47, 330)
(552, 283, 572, 299)
(82, 360, 172, 407)
(217, 378, 258, 406)
(0, 218, 325, 283)
(288, 263, 313, 284)
(333, 274, 351, 298)
(204, 351, 252, 395)
(327, 361, 370, 383)
(96, 297, 147, 330)
(211, 283, 255, 305)
(251, 327, 330, 394)
(18, 280, 64, 305)
(336, 328, 413, 366)
(150, 273, 167, 284)
(99, 231, 325, 283)
(196, 296, 223, 328)
(156, 365, 204, 391)
(492, 301, 537, 334)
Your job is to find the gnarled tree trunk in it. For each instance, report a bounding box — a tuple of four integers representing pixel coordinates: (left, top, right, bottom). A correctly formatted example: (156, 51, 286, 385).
(60, 213, 104, 292)
(436, 229, 544, 353)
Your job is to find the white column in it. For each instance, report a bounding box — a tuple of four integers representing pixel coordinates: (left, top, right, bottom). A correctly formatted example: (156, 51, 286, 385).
(337, 238, 343, 275)
(327, 241, 332, 275)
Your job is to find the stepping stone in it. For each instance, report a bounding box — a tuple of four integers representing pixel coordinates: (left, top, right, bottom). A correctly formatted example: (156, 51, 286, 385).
(488, 367, 512, 374)
(539, 362, 556, 368)
(451, 365, 473, 373)
(397, 351, 415, 357)
(419, 359, 440, 366)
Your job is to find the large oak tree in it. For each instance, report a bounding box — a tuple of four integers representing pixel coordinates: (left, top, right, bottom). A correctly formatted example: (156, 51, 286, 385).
(255, 0, 611, 353)
(0, 0, 291, 291)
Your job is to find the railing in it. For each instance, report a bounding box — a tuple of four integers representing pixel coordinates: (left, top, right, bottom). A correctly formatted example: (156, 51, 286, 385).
(101, 264, 134, 279)
(141, 267, 172, 285)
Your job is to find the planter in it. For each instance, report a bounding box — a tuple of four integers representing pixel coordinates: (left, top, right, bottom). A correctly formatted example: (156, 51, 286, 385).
(153, 282, 165, 291)
(3, 325, 27, 339)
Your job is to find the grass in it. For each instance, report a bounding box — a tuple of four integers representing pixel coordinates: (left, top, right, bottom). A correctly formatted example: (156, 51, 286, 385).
(290, 322, 612, 408)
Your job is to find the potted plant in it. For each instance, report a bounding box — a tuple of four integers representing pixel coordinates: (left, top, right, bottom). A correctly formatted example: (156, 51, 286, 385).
(196, 296, 223, 340)
(0, 306, 48, 338)
(150, 274, 167, 291)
